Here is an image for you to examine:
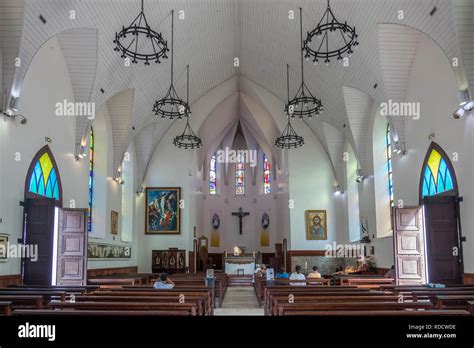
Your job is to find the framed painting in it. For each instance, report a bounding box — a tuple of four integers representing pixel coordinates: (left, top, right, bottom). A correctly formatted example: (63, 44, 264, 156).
(0, 234, 9, 262)
(305, 210, 327, 240)
(111, 210, 119, 235)
(145, 187, 181, 234)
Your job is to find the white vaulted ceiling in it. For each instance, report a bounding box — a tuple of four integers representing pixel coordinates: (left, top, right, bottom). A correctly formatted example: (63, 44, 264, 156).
(1, 0, 469, 185)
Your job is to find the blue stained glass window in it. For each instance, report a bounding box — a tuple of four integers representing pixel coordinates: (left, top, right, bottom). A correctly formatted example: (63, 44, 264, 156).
(386, 124, 394, 207)
(28, 150, 60, 200)
(209, 155, 217, 195)
(88, 127, 94, 233)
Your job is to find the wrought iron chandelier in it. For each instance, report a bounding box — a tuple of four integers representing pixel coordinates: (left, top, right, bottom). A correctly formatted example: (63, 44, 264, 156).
(303, 0, 359, 65)
(153, 10, 190, 120)
(113, 0, 169, 65)
(285, 8, 323, 120)
(275, 64, 304, 149)
(173, 65, 202, 150)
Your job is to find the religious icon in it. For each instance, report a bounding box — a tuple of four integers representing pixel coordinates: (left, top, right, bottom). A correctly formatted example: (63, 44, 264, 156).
(261, 212, 270, 229)
(111, 210, 119, 235)
(145, 187, 181, 234)
(305, 210, 327, 240)
(212, 213, 220, 230)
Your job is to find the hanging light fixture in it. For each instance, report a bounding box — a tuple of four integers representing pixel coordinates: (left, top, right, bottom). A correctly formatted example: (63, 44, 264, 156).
(286, 8, 323, 120)
(113, 0, 169, 65)
(275, 64, 304, 149)
(303, 0, 359, 65)
(173, 65, 202, 150)
(153, 10, 190, 120)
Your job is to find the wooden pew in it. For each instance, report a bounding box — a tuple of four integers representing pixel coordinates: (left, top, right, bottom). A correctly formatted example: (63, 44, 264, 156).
(93, 289, 213, 315)
(48, 300, 198, 316)
(347, 278, 394, 288)
(75, 294, 208, 316)
(280, 309, 470, 316)
(435, 295, 474, 310)
(275, 301, 434, 316)
(0, 290, 66, 303)
(8, 285, 99, 293)
(0, 301, 12, 316)
(13, 309, 191, 316)
(0, 295, 44, 309)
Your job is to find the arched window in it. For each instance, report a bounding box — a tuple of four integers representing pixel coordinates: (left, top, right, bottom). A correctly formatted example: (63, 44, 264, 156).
(88, 127, 94, 233)
(25, 145, 62, 203)
(209, 155, 217, 195)
(420, 142, 458, 201)
(386, 124, 394, 207)
(235, 152, 245, 195)
(263, 153, 271, 194)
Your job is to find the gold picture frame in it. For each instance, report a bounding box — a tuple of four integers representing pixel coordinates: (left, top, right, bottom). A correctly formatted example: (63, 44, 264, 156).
(305, 210, 327, 240)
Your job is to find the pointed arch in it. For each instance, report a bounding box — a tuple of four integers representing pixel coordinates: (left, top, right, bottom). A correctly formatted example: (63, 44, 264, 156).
(25, 145, 63, 205)
(419, 142, 458, 204)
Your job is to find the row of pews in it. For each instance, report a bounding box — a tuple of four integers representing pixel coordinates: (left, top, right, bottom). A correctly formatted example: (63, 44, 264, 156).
(0, 272, 229, 316)
(260, 278, 474, 316)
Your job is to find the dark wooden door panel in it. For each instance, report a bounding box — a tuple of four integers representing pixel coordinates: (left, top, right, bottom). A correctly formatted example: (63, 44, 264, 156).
(23, 198, 56, 285)
(423, 195, 461, 284)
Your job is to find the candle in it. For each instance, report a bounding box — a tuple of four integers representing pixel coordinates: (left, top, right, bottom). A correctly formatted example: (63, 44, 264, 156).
(305, 261, 308, 270)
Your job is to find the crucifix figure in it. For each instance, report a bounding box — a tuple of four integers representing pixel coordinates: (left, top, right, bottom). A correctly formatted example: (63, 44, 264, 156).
(232, 207, 250, 235)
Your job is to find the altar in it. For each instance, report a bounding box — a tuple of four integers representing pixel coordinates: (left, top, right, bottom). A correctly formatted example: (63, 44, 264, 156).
(224, 256, 256, 275)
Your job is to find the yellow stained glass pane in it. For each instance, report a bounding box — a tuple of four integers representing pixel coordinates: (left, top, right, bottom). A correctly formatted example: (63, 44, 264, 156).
(427, 149, 441, 186)
(39, 153, 53, 187)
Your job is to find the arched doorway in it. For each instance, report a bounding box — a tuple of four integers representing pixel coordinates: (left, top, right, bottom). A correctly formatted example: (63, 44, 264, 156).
(419, 142, 463, 284)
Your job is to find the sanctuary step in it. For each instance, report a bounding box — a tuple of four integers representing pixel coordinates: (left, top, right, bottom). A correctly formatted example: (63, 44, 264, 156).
(227, 275, 253, 287)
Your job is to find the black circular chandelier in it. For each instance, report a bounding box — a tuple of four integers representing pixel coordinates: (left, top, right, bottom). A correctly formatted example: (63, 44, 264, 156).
(275, 118, 305, 149)
(276, 64, 304, 149)
(303, 0, 359, 65)
(113, 0, 169, 65)
(286, 8, 323, 120)
(153, 10, 190, 120)
(173, 65, 202, 150)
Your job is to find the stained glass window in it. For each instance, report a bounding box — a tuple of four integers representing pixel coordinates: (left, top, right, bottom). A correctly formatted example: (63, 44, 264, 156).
(235, 152, 245, 195)
(88, 127, 94, 233)
(422, 148, 454, 197)
(386, 124, 394, 207)
(28, 150, 60, 200)
(263, 153, 271, 194)
(209, 155, 217, 195)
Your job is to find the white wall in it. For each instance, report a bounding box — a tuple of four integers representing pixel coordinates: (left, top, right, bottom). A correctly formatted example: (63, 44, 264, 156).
(0, 38, 88, 275)
(346, 141, 361, 242)
(288, 121, 337, 250)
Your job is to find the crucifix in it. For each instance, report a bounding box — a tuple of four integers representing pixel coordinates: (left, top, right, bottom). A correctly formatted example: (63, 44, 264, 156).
(232, 207, 250, 235)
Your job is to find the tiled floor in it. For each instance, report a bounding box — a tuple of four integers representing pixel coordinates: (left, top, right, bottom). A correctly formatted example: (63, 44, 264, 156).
(214, 286, 264, 316)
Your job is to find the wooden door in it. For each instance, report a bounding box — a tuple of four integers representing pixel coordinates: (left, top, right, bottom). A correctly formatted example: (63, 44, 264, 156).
(393, 206, 427, 285)
(56, 208, 87, 286)
(23, 198, 56, 285)
(423, 195, 462, 284)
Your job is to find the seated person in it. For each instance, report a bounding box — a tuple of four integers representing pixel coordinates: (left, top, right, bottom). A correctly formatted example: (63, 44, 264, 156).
(307, 266, 322, 279)
(276, 267, 289, 279)
(153, 273, 175, 289)
(289, 265, 306, 286)
(384, 265, 396, 279)
(333, 264, 345, 275)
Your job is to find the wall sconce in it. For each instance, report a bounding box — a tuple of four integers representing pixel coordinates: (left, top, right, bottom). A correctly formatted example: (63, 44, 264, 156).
(393, 141, 406, 155)
(75, 144, 87, 161)
(453, 89, 473, 119)
(356, 169, 364, 183)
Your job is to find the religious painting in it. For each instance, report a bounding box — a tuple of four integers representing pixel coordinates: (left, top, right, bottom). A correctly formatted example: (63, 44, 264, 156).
(111, 210, 119, 235)
(210, 212, 220, 248)
(0, 234, 9, 262)
(305, 210, 327, 240)
(87, 243, 131, 260)
(145, 187, 181, 234)
(260, 211, 270, 247)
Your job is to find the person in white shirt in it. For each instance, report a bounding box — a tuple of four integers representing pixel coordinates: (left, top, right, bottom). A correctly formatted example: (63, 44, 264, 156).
(289, 265, 306, 286)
